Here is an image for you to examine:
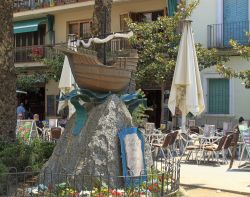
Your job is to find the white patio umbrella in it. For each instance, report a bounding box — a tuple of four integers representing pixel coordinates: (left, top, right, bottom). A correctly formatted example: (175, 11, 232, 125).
(57, 55, 76, 118)
(57, 35, 78, 118)
(168, 20, 205, 131)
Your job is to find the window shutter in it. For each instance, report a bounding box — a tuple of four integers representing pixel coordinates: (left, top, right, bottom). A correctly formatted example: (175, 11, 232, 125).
(208, 79, 230, 114)
(223, 0, 249, 46)
(120, 13, 129, 31)
(47, 95, 55, 116)
(167, 0, 177, 17)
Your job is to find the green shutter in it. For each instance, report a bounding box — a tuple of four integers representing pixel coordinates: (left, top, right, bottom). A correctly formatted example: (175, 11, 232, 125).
(208, 79, 229, 114)
(167, 0, 178, 17)
(223, 0, 249, 46)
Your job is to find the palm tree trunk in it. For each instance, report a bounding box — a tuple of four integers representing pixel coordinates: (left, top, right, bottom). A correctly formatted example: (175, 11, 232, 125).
(0, 0, 17, 141)
(92, 0, 113, 62)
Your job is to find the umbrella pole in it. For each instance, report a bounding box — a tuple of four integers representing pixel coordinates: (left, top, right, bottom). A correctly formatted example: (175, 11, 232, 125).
(182, 114, 186, 132)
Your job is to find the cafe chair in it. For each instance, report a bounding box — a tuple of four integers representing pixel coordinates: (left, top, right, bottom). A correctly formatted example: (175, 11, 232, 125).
(151, 133, 173, 160)
(168, 130, 179, 156)
(221, 134, 234, 163)
(179, 132, 200, 163)
(201, 135, 228, 165)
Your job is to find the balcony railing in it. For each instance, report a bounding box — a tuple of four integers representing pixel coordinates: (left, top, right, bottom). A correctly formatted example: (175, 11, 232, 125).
(14, 38, 131, 64)
(207, 21, 250, 49)
(14, 0, 90, 12)
(14, 45, 54, 63)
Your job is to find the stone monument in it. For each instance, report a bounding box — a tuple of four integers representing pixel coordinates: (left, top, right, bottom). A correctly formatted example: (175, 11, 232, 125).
(41, 95, 152, 189)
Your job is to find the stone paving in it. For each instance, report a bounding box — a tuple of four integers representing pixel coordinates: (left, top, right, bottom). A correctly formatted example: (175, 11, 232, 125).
(180, 160, 250, 195)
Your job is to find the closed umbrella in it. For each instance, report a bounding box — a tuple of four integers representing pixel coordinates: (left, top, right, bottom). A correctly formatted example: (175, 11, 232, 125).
(57, 55, 76, 118)
(168, 20, 205, 131)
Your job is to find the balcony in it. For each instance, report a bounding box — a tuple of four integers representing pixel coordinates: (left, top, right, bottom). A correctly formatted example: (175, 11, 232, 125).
(14, 0, 90, 12)
(14, 45, 54, 63)
(207, 21, 250, 49)
(14, 37, 131, 64)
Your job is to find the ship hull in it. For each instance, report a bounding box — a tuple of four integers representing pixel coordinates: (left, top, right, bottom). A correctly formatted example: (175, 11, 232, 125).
(59, 47, 138, 92)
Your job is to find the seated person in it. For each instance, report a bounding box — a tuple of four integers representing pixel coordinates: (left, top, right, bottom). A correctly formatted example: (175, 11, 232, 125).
(33, 114, 43, 135)
(233, 116, 245, 131)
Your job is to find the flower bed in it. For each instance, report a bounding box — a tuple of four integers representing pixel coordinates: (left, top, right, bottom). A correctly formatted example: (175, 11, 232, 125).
(0, 159, 180, 197)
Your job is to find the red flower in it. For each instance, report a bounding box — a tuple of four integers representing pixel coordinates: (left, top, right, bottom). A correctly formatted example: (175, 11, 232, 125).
(48, 183, 53, 191)
(110, 189, 122, 196)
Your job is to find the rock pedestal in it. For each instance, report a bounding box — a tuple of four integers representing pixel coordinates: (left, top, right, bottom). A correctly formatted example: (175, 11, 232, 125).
(41, 95, 152, 189)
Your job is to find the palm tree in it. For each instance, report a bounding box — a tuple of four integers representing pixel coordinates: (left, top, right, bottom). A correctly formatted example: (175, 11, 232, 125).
(92, 0, 113, 62)
(0, 0, 17, 140)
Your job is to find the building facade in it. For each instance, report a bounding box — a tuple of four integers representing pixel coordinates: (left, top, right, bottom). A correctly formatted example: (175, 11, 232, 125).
(13, 0, 167, 120)
(13, 0, 250, 127)
(189, 0, 250, 127)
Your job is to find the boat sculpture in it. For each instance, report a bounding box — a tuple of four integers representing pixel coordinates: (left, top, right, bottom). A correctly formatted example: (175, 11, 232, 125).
(58, 32, 138, 93)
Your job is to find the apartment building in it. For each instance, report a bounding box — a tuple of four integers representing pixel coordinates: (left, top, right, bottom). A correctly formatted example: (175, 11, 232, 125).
(13, 0, 167, 120)
(14, 0, 250, 127)
(190, 0, 250, 127)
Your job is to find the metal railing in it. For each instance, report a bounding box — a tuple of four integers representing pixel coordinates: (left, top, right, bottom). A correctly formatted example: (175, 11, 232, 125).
(14, 0, 90, 12)
(14, 45, 55, 63)
(0, 159, 180, 197)
(207, 21, 250, 48)
(66, 34, 133, 65)
(14, 37, 131, 64)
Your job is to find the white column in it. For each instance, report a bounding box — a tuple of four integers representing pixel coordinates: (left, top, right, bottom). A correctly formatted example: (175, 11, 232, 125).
(217, 0, 224, 24)
(216, 0, 223, 47)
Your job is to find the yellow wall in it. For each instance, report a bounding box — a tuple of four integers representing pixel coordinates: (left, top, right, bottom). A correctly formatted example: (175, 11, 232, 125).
(111, 0, 166, 32)
(54, 7, 94, 43)
(54, 0, 166, 43)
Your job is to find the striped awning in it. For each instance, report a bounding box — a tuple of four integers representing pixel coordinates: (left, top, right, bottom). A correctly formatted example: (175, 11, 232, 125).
(14, 18, 47, 34)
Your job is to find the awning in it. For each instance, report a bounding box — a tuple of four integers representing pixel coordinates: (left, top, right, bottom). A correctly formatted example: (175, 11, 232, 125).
(14, 18, 47, 34)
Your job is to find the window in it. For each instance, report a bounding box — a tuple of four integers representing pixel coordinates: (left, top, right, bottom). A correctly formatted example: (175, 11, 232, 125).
(14, 24, 46, 47)
(14, 25, 46, 62)
(208, 79, 230, 114)
(130, 10, 164, 23)
(120, 10, 165, 31)
(68, 20, 91, 38)
(47, 95, 59, 116)
(120, 13, 129, 31)
(223, 0, 248, 46)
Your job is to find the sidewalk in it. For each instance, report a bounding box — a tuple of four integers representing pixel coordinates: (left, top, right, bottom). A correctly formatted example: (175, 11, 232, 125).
(180, 161, 250, 195)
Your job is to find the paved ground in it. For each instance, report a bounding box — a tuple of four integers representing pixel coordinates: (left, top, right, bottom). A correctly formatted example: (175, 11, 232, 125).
(180, 160, 250, 195)
(182, 187, 249, 197)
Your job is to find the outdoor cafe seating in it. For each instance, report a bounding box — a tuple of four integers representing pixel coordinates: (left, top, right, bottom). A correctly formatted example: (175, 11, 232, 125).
(143, 120, 242, 166)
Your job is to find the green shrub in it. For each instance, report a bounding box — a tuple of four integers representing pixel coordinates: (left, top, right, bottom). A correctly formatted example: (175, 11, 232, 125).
(0, 142, 31, 171)
(0, 139, 56, 171)
(0, 162, 8, 194)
